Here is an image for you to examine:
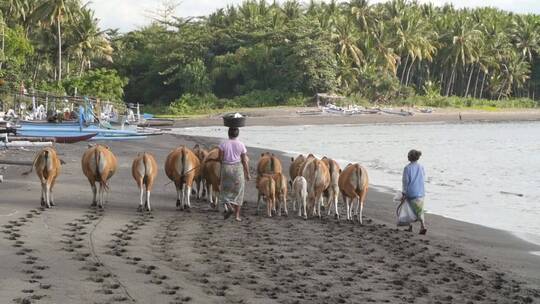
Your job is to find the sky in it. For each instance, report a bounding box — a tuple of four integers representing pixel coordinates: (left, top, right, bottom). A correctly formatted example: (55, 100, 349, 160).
(88, 0, 540, 32)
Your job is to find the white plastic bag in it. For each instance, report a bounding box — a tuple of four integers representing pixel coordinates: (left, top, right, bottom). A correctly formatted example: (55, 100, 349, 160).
(394, 192, 417, 226)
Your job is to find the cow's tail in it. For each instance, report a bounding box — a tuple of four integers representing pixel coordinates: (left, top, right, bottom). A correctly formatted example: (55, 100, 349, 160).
(180, 147, 186, 182)
(44, 149, 53, 173)
(325, 159, 336, 209)
(96, 148, 109, 191)
(269, 176, 276, 201)
(22, 150, 45, 176)
(355, 164, 362, 194)
(310, 160, 320, 195)
(328, 159, 335, 179)
(142, 153, 150, 186)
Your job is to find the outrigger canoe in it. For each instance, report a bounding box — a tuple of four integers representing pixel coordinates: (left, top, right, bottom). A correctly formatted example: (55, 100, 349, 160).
(55, 132, 98, 143)
(17, 122, 149, 141)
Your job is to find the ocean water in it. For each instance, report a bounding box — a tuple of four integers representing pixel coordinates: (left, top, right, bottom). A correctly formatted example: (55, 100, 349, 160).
(172, 121, 540, 246)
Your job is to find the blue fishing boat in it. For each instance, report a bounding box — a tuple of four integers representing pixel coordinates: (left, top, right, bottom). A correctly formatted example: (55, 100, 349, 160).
(17, 122, 147, 141)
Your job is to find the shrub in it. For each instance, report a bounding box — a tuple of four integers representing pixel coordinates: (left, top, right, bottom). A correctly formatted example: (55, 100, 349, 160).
(224, 89, 292, 108)
(168, 93, 221, 115)
(396, 96, 538, 109)
(285, 95, 308, 106)
(63, 68, 128, 101)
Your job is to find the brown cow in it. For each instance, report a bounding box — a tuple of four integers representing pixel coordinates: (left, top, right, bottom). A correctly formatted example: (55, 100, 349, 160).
(81, 144, 118, 209)
(23, 147, 62, 208)
(273, 172, 288, 216)
(338, 163, 369, 224)
(289, 154, 306, 184)
(256, 152, 282, 208)
(301, 157, 330, 218)
(298, 154, 316, 178)
(256, 174, 276, 217)
(257, 152, 282, 179)
(322, 156, 341, 219)
(165, 146, 200, 210)
(193, 144, 209, 199)
(132, 152, 158, 212)
(292, 176, 308, 219)
(201, 147, 221, 208)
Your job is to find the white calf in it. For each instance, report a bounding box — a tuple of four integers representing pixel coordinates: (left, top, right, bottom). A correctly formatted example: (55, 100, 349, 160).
(292, 176, 308, 219)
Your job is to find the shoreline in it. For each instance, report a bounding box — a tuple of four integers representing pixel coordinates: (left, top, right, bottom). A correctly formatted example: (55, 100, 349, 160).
(175, 128, 540, 255)
(171, 107, 540, 128)
(1, 133, 539, 303)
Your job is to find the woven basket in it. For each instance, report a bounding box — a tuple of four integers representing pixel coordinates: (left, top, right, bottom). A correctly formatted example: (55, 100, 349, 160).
(223, 113, 246, 128)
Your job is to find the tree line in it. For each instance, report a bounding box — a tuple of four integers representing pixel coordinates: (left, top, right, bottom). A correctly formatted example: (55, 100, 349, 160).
(1, 0, 540, 111)
(0, 0, 122, 101)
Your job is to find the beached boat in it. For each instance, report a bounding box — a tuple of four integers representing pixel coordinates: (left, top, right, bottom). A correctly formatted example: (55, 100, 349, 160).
(322, 104, 378, 115)
(8, 133, 97, 144)
(90, 135, 147, 141)
(137, 118, 175, 127)
(16, 122, 147, 141)
(54, 133, 98, 143)
(322, 104, 357, 115)
(297, 109, 323, 116)
(380, 109, 414, 116)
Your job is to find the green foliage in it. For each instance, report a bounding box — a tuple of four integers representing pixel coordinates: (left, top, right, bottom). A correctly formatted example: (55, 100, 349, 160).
(174, 59, 212, 95)
(2, 26, 34, 66)
(358, 66, 403, 103)
(168, 93, 220, 115)
(285, 95, 309, 106)
(0, 26, 34, 88)
(63, 68, 127, 101)
(422, 81, 442, 99)
(35, 81, 66, 95)
(166, 90, 307, 115)
(224, 89, 293, 107)
(286, 36, 339, 94)
(1, 0, 540, 110)
(399, 96, 538, 108)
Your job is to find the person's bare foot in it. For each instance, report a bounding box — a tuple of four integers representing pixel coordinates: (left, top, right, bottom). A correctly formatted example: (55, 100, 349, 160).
(419, 228, 427, 235)
(235, 217, 242, 222)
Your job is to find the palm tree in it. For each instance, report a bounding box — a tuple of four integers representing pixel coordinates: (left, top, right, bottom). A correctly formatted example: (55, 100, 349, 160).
(336, 54, 361, 94)
(332, 16, 364, 67)
(345, 0, 374, 32)
(32, 0, 76, 83)
(67, 7, 113, 76)
(281, 0, 301, 21)
(511, 15, 540, 63)
(443, 17, 481, 96)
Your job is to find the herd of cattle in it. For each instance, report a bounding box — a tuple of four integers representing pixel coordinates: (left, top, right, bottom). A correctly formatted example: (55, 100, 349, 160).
(24, 144, 370, 223)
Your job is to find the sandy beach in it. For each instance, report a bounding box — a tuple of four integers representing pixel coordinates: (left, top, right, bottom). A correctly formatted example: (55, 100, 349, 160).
(1, 113, 540, 303)
(172, 107, 540, 128)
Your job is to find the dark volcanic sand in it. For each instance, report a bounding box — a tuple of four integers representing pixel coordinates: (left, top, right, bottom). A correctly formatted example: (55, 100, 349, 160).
(0, 133, 539, 304)
(172, 107, 540, 128)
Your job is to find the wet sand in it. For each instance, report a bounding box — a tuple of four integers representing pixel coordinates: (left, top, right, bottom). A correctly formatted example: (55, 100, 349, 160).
(1, 133, 540, 304)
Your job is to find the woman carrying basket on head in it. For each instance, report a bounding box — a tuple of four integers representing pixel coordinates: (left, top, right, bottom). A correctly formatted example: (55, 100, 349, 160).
(218, 127, 251, 221)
